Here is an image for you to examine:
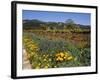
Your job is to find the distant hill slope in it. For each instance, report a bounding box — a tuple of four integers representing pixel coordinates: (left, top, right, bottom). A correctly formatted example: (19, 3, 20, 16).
(23, 19, 90, 30)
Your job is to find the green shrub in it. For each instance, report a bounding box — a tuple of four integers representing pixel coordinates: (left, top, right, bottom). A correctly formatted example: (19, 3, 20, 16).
(79, 48, 91, 66)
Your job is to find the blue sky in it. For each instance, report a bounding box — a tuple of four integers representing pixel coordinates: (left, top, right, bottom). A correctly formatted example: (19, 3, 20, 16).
(23, 10, 91, 25)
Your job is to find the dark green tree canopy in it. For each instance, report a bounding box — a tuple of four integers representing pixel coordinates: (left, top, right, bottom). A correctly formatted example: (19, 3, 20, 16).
(65, 19, 75, 29)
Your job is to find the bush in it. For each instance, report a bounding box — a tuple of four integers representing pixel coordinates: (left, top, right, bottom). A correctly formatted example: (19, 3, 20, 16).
(79, 48, 91, 66)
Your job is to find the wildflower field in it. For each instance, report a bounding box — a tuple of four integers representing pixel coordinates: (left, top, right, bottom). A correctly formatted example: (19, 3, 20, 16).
(23, 30, 91, 69)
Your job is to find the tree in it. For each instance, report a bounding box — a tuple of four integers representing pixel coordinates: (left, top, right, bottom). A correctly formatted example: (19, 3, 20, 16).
(65, 19, 75, 29)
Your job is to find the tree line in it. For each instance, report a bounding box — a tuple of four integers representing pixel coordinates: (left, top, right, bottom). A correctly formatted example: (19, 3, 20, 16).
(23, 19, 90, 32)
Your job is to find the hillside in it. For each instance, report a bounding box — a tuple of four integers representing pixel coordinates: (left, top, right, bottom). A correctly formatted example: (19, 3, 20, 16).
(23, 19, 90, 31)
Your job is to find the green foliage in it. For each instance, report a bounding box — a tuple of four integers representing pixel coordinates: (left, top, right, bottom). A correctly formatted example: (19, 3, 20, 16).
(65, 19, 75, 29)
(23, 19, 90, 33)
(79, 48, 91, 66)
(23, 32, 90, 69)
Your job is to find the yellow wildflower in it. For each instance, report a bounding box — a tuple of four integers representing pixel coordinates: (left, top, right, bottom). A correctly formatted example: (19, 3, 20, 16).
(64, 56, 67, 59)
(43, 55, 45, 57)
(65, 52, 69, 55)
(67, 56, 73, 60)
(55, 54, 59, 56)
(44, 59, 46, 61)
(60, 52, 64, 57)
(57, 57, 61, 60)
(56, 58, 59, 61)
(59, 58, 63, 61)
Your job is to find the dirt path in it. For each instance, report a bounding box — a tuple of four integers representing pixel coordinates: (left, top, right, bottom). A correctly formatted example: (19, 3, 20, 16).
(22, 49, 32, 69)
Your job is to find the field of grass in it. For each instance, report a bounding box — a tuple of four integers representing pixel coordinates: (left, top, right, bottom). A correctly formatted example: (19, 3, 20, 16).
(23, 30, 91, 69)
